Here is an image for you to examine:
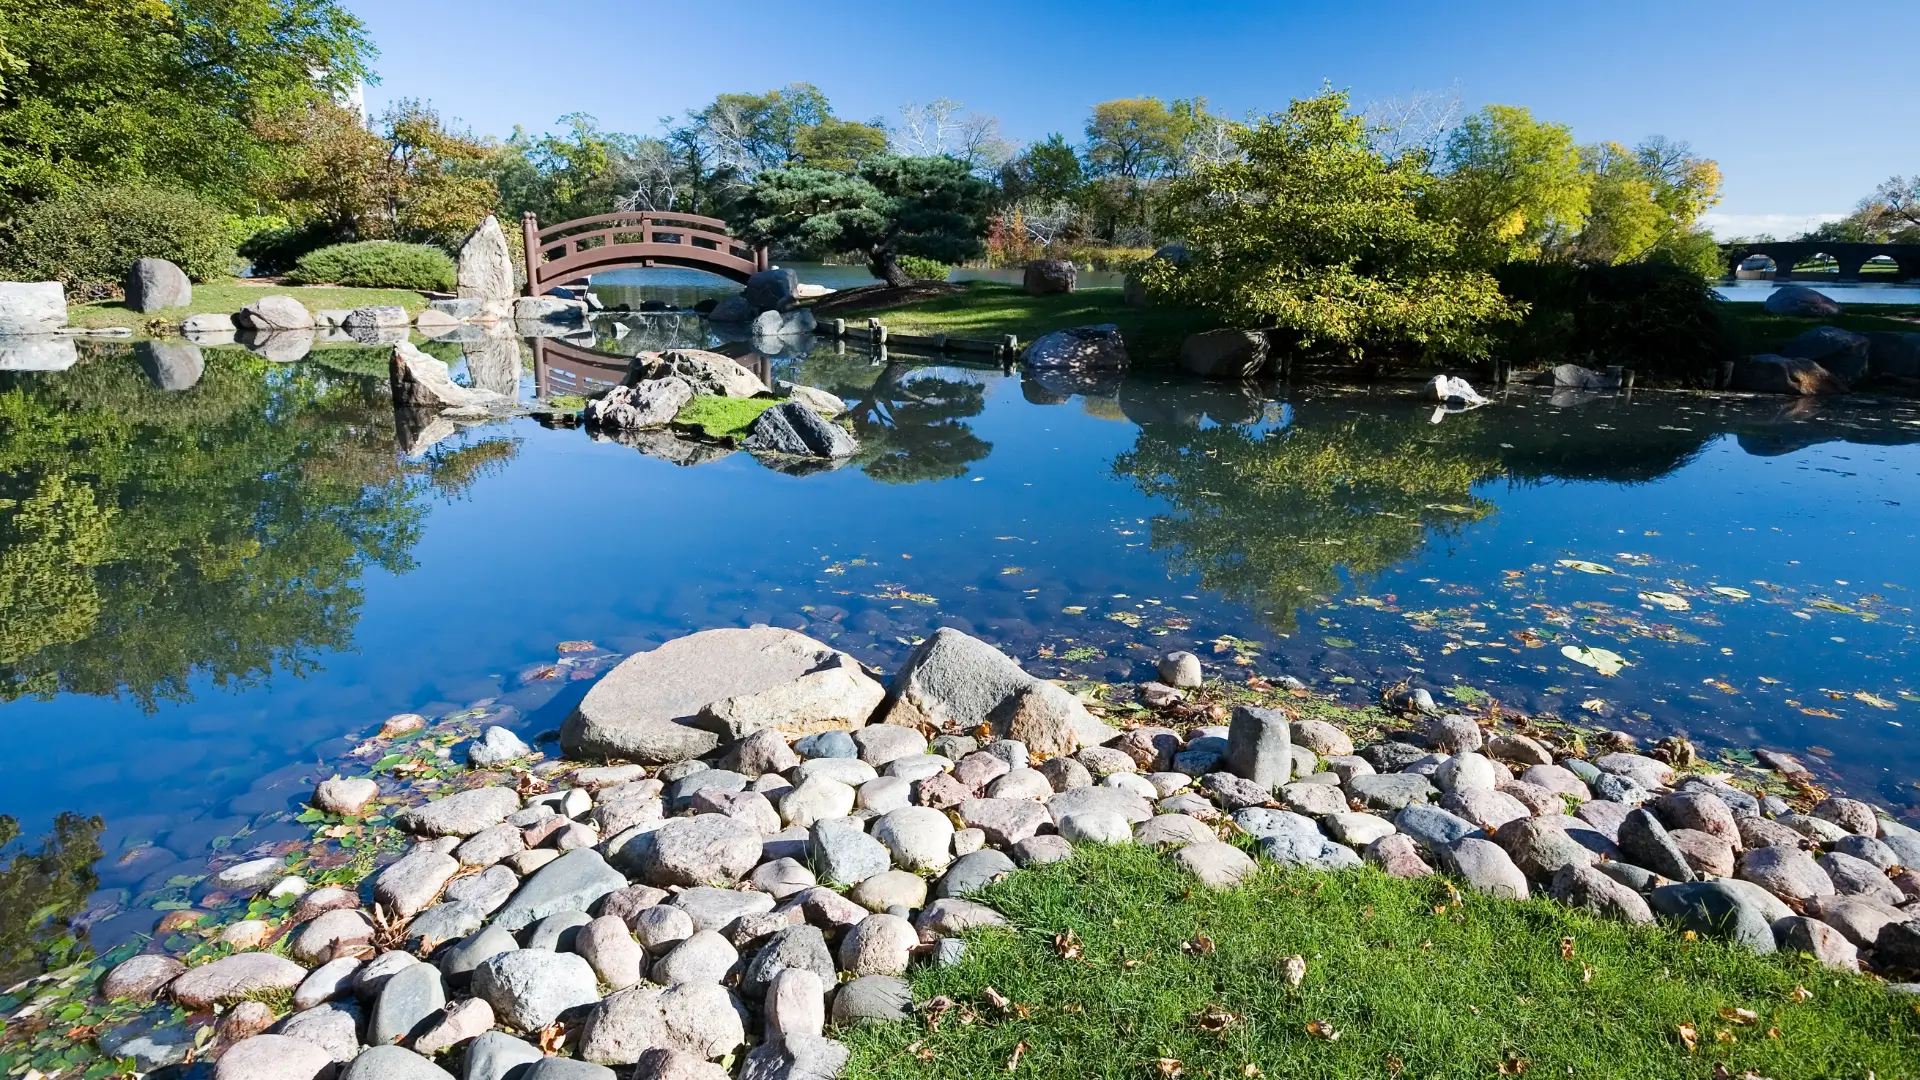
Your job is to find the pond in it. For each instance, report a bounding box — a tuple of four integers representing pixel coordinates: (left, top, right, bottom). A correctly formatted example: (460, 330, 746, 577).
(1, 313, 1917, 978)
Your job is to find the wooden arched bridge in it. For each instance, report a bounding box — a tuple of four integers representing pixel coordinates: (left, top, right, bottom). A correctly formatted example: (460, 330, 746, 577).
(522, 210, 768, 295)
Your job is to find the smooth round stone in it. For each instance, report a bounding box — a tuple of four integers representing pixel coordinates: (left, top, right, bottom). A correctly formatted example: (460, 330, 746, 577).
(1058, 810, 1132, 844)
(1038, 757, 1092, 791)
(855, 776, 912, 814)
(855, 725, 929, 767)
(101, 954, 186, 1001)
(1012, 835, 1074, 866)
(1279, 782, 1346, 817)
(932, 849, 1016, 900)
(1434, 752, 1496, 793)
(1076, 746, 1137, 778)
(929, 735, 979, 761)
(849, 870, 928, 913)
(632, 905, 697, 953)
(952, 827, 986, 856)
(1395, 804, 1484, 850)
(986, 769, 1053, 800)
(1145, 772, 1193, 797)
(653, 930, 738, 985)
(883, 754, 953, 783)
(1132, 813, 1217, 849)
(1105, 773, 1159, 801)
(1422, 715, 1483, 754)
(791, 758, 878, 787)
(212, 1034, 337, 1080)
(748, 857, 816, 900)
(470, 949, 600, 1031)
(831, 975, 913, 1026)
(780, 777, 858, 828)
(1324, 812, 1396, 847)
(767, 968, 827, 1038)
(671, 886, 776, 933)
(837, 913, 917, 976)
(1439, 838, 1529, 899)
(871, 806, 954, 872)
(523, 910, 592, 952)
(985, 740, 1030, 768)
(794, 731, 858, 759)
(1738, 845, 1835, 903)
(1157, 651, 1203, 688)
(575, 915, 647, 990)
(369, 962, 446, 1046)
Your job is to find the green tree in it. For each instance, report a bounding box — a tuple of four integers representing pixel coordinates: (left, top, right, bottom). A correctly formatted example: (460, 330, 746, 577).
(791, 354, 992, 483)
(734, 154, 993, 288)
(1433, 105, 1590, 264)
(1002, 134, 1086, 206)
(1143, 88, 1519, 362)
(793, 117, 890, 174)
(0, 0, 374, 212)
(1082, 97, 1217, 241)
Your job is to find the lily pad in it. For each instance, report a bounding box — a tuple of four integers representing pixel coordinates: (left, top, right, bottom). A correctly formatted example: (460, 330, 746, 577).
(1638, 592, 1690, 611)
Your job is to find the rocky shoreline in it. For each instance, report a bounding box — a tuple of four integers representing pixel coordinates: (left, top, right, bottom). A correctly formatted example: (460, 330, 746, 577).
(7, 624, 1919, 1079)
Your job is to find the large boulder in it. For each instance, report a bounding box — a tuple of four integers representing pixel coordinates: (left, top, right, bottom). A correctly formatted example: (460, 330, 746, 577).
(708, 294, 757, 324)
(741, 402, 858, 458)
(586, 377, 693, 430)
(1023, 324, 1128, 371)
(391, 342, 487, 410)
(563, 627, 867, 763)
(696, 653, 884, 741)
(1730, 354, 1847, 396)
(875, 628, 1113, 753)
(749, 307, 816, 338)
(0, 281, 66, 334)
(745, 269, 799, 312)
(632, 349, 768, 398)
(1779, 326, 1872, 384)
(1180, 330, 1269, 379)
(125, 258, 191, 313)
(169, 953, 308, 1009)
(458, 216, 517, 320)
(1762, 285, 1840, 317)
(1022, 260, 1076, 296)
(234, 295, 315, 331)
(1864, 331, 1920, 380)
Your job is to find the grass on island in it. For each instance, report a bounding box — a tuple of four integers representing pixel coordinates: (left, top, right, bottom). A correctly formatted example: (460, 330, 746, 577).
(675, 394, 777, 439)
(844, 845, 1920, 1080)
(69, 278, 430, 330)
(819, 281, 1213, 362)
(1718, 300, 1920, 356)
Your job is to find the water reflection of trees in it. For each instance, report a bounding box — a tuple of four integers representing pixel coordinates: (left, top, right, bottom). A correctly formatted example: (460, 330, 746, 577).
(1113, 395, 1501, 632)
(0, 813, 101, 985)
(794, 354, 992, 483)
(0, 345, 511, 710)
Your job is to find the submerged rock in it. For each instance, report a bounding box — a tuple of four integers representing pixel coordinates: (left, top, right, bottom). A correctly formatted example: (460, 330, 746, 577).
(741, 401, 858, 458)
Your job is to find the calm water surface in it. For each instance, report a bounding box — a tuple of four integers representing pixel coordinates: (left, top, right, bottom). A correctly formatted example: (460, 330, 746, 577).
(1, 309, 1918, 972)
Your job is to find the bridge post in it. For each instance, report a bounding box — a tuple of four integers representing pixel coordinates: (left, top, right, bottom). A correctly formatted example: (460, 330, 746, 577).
(1836, 254, 1867, 282)
(1769, 250, 1792, 283)
(522, 213, 542, 296)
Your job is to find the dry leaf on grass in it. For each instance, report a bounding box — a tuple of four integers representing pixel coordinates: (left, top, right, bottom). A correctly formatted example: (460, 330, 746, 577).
(1676, 1022, 1699, 1051)
(1054, 929, 1082, 960)
(1717, 1006, 1758, 1026)
(1282, 954, 1307, 988)
(1157, 1058, 1184, 1078)
(1306, 1020, 1341, 1041)
(1005, 1042, 1028, 1071)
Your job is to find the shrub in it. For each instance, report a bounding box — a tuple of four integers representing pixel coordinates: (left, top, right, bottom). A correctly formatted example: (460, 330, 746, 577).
(1494, 260, 1737, 384)
(896, 255, 952, 281)
(236, 219, 346, 277)
(0, 185, 235, 289)
(286, 241, 456, 291)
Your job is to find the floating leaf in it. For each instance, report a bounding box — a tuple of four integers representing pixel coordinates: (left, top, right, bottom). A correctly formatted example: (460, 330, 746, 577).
(1710, 586, 1751, 600)
(1561, 645, 1629, 676)
(556, 640, 593, 653)
(1639, 592, 1690, 611)
(1854, 691, 1897, 710)
(1808, 599, 1858, 614)
(1557, 560, 1616, 575)
(1061, 606, 1086, 615)
(1107, 611, 1143, 627)
(1578, 698, 1607, 712)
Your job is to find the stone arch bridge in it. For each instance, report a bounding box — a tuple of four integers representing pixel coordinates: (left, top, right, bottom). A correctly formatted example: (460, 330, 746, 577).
(1720, 241, 1920, 282)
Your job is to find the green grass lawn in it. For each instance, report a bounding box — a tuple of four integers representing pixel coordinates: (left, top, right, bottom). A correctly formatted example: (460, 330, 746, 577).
(1718, 301, 1920, 356)
(845, 845, 1919, 1080)
(674, 394, 777, 439)
(822, 281, 1213, 363)
(70, 279, 430, 330)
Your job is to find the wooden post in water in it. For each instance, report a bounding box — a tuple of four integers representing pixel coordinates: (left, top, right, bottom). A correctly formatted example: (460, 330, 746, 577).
(870, 318, 888, 346)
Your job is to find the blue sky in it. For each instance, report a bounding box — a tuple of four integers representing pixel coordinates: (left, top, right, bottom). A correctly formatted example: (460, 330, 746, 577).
(348, 0, 1910, 238)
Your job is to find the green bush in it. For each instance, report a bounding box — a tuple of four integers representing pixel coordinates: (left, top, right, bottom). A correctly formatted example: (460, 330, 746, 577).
(234, 219, 344, 277)
(1494, 260, 1737, 384)
(0, 185, 235, 289)
(896, 255, 953, 281)
(286, 241, 456, 291)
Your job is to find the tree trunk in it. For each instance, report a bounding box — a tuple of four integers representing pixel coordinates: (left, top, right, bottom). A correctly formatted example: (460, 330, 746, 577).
(870, 249, 914, 289)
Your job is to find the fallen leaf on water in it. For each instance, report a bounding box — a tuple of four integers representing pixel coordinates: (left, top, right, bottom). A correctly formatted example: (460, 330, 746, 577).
(1562, 645, 1629, 676)
(1799, 708, 1840, 719)
(1677, 1022, 1699, 1051)
(1805, 747, 1833, 757)
(1579, 698, 1607, 712)
(556, 640, 593, 653)
(1640, 591, 1691, 611)
(529, 665, 560, 681)
(1062, 606, 1086, 615)
(1557, 559, 1616, 574)
(1711, 586, 1751, 600)
(1855, 691, 1897, 710)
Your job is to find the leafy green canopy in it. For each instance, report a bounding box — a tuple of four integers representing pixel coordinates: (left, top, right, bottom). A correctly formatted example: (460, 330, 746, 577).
(0, 183, 235, 286)
(0, 0, 374, 211)
(735, 155, 993, 288)
(1142, 89, 1519, 361)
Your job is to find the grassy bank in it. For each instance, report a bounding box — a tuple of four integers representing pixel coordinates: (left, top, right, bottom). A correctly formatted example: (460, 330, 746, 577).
(821, 281, 1212, 363)
(676, 394, 777, 438)
(70, 279, 430, 331)
(1719, 300, 1920, 356)
(846, 845, 1919, 1080)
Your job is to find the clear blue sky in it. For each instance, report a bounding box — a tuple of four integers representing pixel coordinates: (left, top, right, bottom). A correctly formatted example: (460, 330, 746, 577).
(348, 0, 1910, 237)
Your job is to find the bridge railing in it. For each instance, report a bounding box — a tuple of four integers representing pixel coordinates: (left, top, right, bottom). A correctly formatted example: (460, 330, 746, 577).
(522, 211, 769, 294)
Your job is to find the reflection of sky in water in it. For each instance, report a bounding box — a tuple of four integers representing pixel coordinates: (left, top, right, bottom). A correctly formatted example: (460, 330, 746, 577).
(1, 337, 1918, 916)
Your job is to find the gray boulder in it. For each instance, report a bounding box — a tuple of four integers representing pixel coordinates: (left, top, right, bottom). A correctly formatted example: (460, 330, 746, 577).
(514, 296, 588, 324)
(875, 627, 1112, 754)
(1864, 331, 1920, 380)
(0, 281, 67, 334)
(1731, 354, 1848, 395)
(390, 341, 489, 410)
(742, 401, 858, 458)
(234, 294, 315, 331)
(490, 849, 629, 932)
(1649, 881, 1775, 954)
(1225, 705, 1291, 791)
(136, 340, 205, 391)
(739, 1034, 849, 1080)
(830, 975, 912, 1026)
(470, 949, 601, 1030)
(1762, 284, 1841, 317)
(1549, 863, 1654, 924)
(1023, 324, 1127, 370)
(464, 1031, 544, 1080)
(1180, 329, 1270, 379)
(709, 294, 758, 323)
(1022, 259, 1076, 296)
(563, 627, 853, 763)
(339, 1046, 455, 1079)
(125, 258, 191, 313)
(749, 308, 816, 338)
(466, 726, 532, 768)
(579, 982, 748, 1064)
(587, 377, 694, 430)
(345, 305, 410, 329)
(632, 349, 767, 398)
(745, 269, 799, 312)
(1780, 325, 1872, 384)
(616, 813, 763, 886)
(1618, 808, 1696, 882)
(368, 962, 445, 1046)
(457, 216, 516, 320)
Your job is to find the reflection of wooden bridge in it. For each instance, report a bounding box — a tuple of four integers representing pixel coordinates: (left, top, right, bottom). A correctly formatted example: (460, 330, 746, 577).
(531, 337, 771, 399)
(522, 211, 768, 295)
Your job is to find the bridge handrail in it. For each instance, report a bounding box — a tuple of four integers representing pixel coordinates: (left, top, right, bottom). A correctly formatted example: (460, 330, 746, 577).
(536, 210, 736, 241)
(532, 225, 755, 260)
